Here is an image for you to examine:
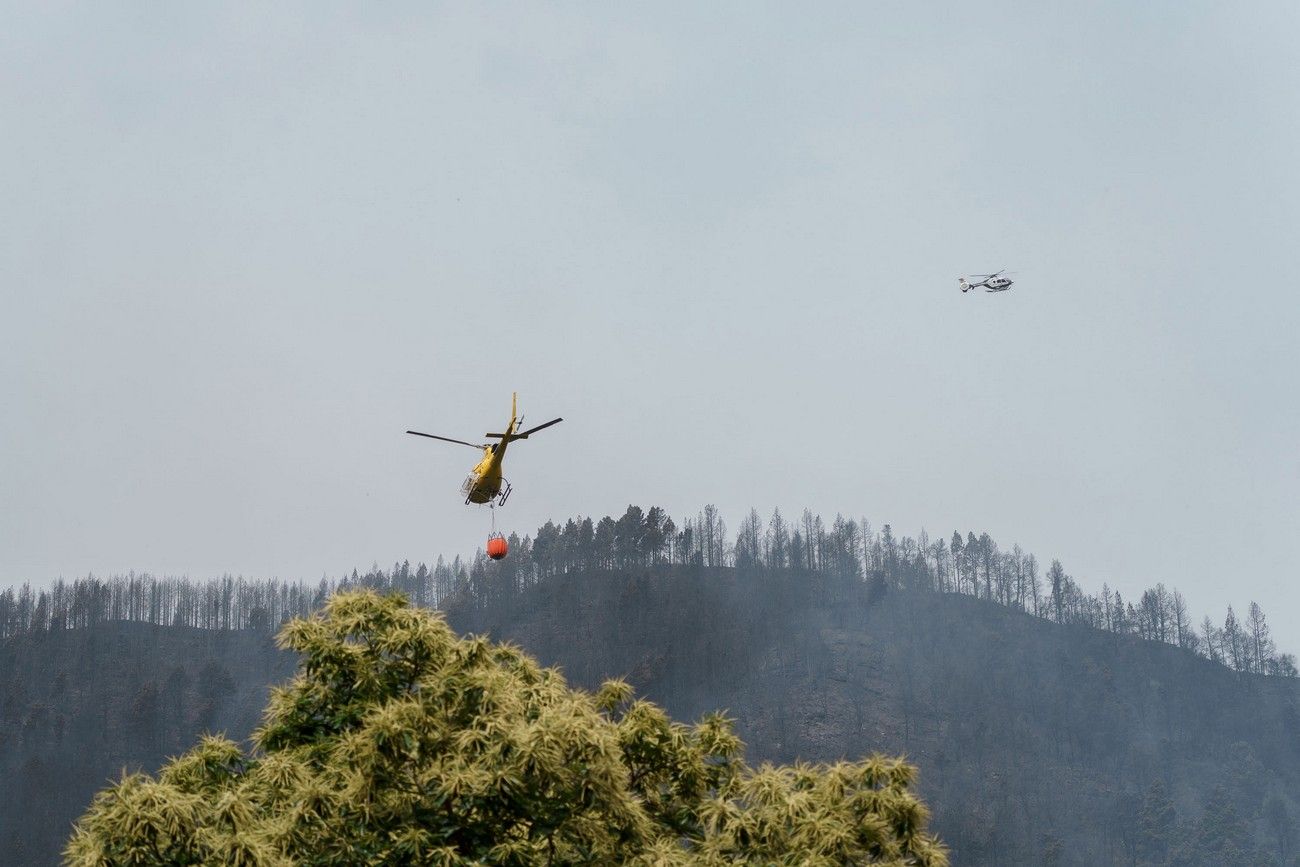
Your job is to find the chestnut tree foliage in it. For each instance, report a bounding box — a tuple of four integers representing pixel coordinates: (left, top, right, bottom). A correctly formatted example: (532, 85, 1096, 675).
(65, 590, 947, 866)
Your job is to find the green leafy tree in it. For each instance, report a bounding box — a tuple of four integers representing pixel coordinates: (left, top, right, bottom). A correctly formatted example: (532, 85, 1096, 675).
(66, 590, 947, 866)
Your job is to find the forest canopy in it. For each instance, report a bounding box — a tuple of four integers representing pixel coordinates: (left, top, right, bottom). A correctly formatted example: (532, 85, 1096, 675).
(5, 504, 1293, 679)
(64, 589, 948, 866)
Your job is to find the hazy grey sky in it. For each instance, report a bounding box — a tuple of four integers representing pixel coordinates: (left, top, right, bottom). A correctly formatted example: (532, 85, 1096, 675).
(4, 3, 1298, 648)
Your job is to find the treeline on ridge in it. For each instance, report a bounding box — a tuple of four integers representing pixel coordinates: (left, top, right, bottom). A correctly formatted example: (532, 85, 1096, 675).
(2, 505, 1294, 679)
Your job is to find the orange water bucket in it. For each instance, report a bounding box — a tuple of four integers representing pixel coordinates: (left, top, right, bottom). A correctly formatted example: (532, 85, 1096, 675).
(486, 534, 508, 560)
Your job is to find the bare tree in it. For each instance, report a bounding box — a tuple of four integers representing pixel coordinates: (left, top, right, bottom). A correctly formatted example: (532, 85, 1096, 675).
(1246, 602, 1274, 675)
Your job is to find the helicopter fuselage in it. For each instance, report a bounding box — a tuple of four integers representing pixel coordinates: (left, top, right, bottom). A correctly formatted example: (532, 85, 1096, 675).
(463, 441, 508, 504)
(960, 270, 1014, 293)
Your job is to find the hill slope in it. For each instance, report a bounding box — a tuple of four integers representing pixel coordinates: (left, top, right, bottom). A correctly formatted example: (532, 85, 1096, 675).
(0, 623, 294, 864)
(447, 566, 1300, 865)
(2, 565, 1297, 865)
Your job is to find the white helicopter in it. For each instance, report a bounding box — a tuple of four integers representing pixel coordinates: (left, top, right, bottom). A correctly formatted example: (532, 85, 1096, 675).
(959, 270, 1014, 293)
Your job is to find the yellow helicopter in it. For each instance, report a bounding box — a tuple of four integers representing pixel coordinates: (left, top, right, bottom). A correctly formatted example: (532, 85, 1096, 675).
(406, 393, 562, 506)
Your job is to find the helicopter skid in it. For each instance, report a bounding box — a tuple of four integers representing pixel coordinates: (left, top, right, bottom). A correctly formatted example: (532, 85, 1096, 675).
(464, 479, 511, 506)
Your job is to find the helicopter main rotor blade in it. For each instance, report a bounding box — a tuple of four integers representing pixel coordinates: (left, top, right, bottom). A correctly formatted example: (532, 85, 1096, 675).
(406, 431, 485, 449)
(515, 417, 563, 438)
(486, 418, 564, 440)
(480, 418, 556, 441)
